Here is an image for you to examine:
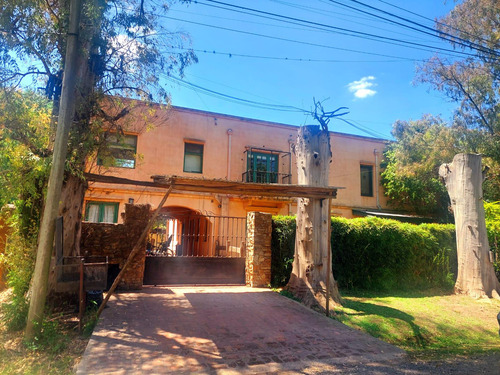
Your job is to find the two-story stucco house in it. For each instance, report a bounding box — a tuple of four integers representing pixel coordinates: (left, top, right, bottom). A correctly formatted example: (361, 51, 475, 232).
(84, 103, 388, 224)
(81, 102, 391, 284)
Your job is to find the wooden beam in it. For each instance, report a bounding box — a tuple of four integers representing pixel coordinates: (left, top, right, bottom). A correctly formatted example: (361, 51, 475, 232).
(84, 173, 341, 199)
(95, 184, 175, 318)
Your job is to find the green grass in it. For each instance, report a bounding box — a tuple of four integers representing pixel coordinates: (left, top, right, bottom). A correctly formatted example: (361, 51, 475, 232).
(0, 289, 90, 374)
(333, 289, 500, 357)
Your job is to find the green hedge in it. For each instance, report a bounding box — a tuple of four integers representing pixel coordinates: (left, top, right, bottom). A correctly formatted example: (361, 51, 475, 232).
(271, 216, 297, 286)
(271, 216, 457, 290)
(484, 201, 500, 279)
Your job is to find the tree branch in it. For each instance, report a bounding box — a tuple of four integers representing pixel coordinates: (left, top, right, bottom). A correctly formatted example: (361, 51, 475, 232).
(448, 67, 494, 134)
(0, 71, 49, 85)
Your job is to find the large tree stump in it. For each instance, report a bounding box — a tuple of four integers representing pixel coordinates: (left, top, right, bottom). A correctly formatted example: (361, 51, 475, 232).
(439, 154, 500, 299)
(286, 125, 342, 309)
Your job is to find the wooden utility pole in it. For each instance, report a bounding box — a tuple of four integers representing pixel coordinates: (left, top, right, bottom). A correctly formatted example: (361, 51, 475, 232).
(439, 154, 500, 299)
(25, 0, 83, 340)
(286, 125, 342, 309)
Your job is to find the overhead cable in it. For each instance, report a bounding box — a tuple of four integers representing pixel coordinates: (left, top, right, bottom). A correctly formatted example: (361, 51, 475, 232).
(328, 0, 500, 58)
(196, 0, 489, 59)
(159, 15, 418, 61)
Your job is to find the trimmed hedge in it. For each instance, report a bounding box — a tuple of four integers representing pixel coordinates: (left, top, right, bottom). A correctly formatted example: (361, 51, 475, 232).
(271, 216, 457, 290)
(271, 216, 296, 286)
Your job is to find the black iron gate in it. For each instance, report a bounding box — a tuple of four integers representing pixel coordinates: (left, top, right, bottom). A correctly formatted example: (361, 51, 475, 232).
(143, 214, 246, 285)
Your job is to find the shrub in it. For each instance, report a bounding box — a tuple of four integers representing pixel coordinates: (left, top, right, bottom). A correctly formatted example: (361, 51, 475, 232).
(271, 216, 296, 287)
(330, 217, 456, 290)
(271, 215, 457, 291)
(0, 228, 36, 331)
(484, 201, 500, 279)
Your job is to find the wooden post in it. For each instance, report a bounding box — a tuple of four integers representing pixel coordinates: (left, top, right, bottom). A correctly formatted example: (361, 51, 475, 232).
(25, 0, 83, 340)
(326, 199, 332, 316)
(78, 258, 85, 332)
(96, 184, 175, 318)
(439, 154, 500, 299)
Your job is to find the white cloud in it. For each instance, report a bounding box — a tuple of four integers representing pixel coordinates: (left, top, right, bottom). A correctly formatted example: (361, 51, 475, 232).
(347, 76, 377, 99)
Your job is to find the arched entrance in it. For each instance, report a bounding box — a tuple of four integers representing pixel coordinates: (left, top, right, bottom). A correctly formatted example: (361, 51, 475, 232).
(147, 206, 212, 257)
(144, 206, 247, 285)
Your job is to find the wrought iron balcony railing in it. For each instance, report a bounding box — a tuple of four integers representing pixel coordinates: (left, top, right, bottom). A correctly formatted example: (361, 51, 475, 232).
(242, 170, 292, 184)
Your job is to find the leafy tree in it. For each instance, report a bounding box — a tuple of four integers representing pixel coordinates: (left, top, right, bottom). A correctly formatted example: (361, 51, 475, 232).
(1, 0, 197, 256)
(416, 0, 500, 191)
(0, 90, 52, 330)
(381, 116, 458, 220)
(0, 0, 196, 335)
(0, 90, 52, 239)
(384, 0, 500, 218)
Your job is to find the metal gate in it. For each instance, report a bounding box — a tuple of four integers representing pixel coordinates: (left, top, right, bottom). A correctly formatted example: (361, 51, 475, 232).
(143, 214, 246, 285)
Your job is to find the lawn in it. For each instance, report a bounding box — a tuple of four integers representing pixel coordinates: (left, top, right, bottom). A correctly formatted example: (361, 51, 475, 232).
(334, 289, 500, 357)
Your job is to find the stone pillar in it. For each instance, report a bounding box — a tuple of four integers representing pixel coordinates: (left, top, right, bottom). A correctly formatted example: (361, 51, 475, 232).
(246, 211, 272, 287)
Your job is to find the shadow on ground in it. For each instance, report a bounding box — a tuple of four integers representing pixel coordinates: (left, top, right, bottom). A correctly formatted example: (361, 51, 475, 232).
(77, 286, 404, 374)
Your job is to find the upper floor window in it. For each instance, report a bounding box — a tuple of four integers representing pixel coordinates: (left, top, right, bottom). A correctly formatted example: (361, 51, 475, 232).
(184, 142, 204, 173)
(98, 133, 137, 168)
(360, 164, 374, 197)
(85, 201, 119, 223)
(246, 152, 278, 183)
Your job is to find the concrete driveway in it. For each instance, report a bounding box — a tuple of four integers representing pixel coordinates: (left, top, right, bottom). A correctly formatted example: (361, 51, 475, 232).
(76, 286, 404, 374)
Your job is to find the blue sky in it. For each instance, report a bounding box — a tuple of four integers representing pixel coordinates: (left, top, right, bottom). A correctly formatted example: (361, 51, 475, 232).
(162, 0, 461, 140)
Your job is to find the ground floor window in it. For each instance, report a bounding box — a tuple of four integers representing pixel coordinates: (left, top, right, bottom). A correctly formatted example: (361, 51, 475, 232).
(85, 201, 119, 223)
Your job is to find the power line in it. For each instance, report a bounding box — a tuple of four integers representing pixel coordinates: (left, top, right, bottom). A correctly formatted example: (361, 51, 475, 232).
(165, 75, 309, 113)
(267, 0, 440, 44)
(196, 0, 488, 59)
(328, 0, 500, 58)
(348, 0, 499, 56)
(165, 75, 391, 139)
(160, 15, 418, 61)
(171, 4, 435, 45)
(375, 0, 494, 48)
(342, 118, 391, 138)
(183, 71, 295, 108)
(334, 117, 388, 138)
(165, 47, 409, 63)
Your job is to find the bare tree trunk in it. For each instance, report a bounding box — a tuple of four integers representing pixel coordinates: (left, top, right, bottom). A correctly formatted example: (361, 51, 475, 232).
(59, 174, 87, 257)
(439, 154, 500, 299)
(55, 0, 101, 260)
(286, 125, 342, 310)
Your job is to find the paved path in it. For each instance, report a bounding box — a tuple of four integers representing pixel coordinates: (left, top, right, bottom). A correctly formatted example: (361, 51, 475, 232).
(76, 286, 405, 374)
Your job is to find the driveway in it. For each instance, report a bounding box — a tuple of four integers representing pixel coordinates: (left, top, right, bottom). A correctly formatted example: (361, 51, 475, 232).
(76, 286, 404, 374)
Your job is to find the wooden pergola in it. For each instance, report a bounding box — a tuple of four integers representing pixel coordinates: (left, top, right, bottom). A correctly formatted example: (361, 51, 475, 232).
(85, 173, 342, 199)
(86, 172, 343, 318)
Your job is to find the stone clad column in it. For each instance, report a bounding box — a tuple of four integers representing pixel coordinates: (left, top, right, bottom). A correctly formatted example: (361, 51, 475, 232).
(245, 212, 272, 287)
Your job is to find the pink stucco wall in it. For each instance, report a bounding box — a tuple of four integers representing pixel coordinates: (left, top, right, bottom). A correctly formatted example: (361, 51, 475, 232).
(85, 105, 388, 221)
